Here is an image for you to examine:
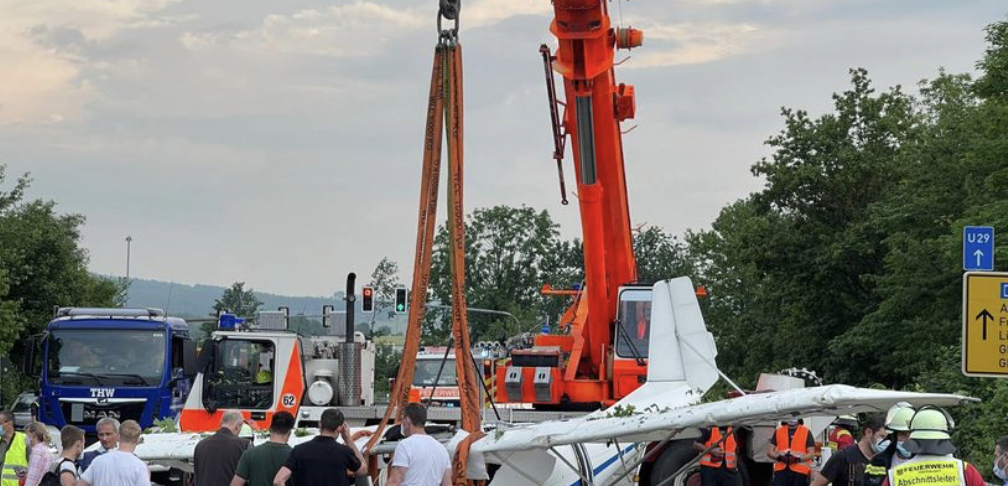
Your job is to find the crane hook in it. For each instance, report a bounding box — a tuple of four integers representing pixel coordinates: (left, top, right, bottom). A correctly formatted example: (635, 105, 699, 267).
(437, 0, 460, 42)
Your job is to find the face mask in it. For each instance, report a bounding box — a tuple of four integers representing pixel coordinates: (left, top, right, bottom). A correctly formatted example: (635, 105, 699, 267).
(872, 438, 889, 454)
(995, 455, 1007, 479)
(896, 441, 911, 458)
(787, 419, 799, 427)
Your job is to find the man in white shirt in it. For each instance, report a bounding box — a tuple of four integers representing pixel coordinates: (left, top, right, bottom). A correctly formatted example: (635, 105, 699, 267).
(386, 403, 452, 486)
(76, 420, 150, 486)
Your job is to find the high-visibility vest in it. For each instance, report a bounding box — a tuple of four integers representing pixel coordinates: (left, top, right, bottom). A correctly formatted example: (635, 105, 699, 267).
(827, 428, 853, 451)
(1, 432, 28, 486)
(887, 456, 966, 486)
(700, 427, 737, 470)
(773, 425, 812, 475)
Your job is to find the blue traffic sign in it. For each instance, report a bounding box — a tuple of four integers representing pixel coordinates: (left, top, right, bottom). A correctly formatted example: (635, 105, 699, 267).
(963, 226, 995, 271)
(1002, 283, 1008, 299)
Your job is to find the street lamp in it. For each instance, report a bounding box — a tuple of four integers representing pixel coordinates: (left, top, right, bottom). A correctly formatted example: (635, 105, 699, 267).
(125, 236, 133, 281)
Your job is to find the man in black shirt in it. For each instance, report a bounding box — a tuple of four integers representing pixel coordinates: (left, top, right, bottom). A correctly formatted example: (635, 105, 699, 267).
(812, 414, 888, 486)
(194, 411, 251, 486)
(273, 408, 367, 486)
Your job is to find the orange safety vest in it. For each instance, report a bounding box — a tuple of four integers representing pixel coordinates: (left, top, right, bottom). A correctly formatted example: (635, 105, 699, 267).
(700, 427, 737, 470)
(773, 425, 812, 475)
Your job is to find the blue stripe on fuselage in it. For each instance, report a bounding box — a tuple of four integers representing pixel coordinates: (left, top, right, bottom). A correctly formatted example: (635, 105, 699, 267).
(567, 443, 639, 486)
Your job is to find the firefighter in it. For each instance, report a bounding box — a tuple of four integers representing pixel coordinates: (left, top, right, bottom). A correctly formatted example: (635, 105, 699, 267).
(827, 415, 857, 452)
(882, 406, 985, 486)
(767, 419, 815, 486)
(695, 426, 740, 486)
(864, 405, 915, 486)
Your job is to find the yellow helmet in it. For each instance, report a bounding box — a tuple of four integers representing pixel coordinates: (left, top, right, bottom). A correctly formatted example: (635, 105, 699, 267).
(908, 407, 954, 440)
(885, 405, 915, 432)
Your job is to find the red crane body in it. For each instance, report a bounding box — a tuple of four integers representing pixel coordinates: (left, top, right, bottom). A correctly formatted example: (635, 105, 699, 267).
(497, 0, 647, 407)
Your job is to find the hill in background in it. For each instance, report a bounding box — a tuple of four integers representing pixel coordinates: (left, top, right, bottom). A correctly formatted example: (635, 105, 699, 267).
(122, 277, 407, 334)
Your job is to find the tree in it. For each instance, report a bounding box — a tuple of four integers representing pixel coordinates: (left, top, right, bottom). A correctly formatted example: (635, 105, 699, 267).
(202, 282, 264, 339)
(633, 225, 693, 283)
(367, 257, 402, 334)
(0, 166, 122, 401)
(427, 205, 581, 343)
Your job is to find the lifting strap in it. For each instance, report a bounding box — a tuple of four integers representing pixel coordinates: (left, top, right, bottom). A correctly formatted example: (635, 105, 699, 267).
(364, 34, 483, 486)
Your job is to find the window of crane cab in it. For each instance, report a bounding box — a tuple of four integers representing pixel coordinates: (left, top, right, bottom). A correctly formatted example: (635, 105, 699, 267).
(206, 339, 276, 410)
(616, 289, 652, 359)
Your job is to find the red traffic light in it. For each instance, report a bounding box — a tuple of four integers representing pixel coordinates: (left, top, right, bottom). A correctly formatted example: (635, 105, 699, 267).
(362, 286, 375, 313)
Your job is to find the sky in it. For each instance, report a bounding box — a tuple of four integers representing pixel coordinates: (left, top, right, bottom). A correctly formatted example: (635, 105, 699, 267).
(0, 0, 1004, 297)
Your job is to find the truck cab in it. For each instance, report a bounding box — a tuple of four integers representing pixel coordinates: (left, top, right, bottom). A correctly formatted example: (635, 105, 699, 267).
(25, 308, 197, 434)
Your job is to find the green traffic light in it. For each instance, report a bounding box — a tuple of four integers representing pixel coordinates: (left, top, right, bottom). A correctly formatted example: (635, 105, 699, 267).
(397, 304, 405, 311)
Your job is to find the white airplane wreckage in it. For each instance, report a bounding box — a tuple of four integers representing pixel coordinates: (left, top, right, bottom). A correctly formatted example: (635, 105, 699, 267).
(125, 278, 975, 486)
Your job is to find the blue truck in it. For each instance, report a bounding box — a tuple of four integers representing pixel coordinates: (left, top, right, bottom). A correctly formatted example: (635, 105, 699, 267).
(22, 308, 197, 434)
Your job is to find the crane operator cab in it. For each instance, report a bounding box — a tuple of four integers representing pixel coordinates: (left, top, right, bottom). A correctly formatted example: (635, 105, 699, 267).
(612, 286, 653, 398)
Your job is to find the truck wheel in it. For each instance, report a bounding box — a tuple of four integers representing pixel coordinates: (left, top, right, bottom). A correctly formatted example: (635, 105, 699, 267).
(649, 441, 699, 486)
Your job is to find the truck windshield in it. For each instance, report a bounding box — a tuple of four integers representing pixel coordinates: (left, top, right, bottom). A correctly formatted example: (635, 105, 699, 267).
(47, 329, 166, 386)
(413, 359, 458, 386)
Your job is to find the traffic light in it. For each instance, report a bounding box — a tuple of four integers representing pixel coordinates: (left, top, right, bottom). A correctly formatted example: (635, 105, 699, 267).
(362, 287, 375, 313)
(395, 288, 408, 314)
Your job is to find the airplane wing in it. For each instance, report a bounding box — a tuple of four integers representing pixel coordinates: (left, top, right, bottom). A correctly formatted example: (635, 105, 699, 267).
(471, 385, 976, 453)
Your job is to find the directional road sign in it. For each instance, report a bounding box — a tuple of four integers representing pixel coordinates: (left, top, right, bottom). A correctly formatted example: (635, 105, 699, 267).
(962, 272, 1008, 377)
(963, 226, 995, 271)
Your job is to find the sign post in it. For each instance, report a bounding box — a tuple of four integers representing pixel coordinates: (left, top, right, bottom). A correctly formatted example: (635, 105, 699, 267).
(962, 272, 1008, 377)
(963, 226, 995, 271)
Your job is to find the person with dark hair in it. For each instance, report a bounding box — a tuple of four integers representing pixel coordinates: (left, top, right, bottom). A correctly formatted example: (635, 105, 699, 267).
(865, 405, 916, 486)
(767, 418, 816, 486)
(386, 403, 451, 486)
(881, 407, 984, 486)
(1, 409, 31, 486)
(231, 412, 296, 486)
(812, 414, 887, 486)
(273, 408, 366, 486)
(993, 436, 1008, 486)
(694, 426, 740, 486)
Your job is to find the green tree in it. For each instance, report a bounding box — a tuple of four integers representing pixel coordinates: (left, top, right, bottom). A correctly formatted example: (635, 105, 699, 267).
(367, 257, 401, 334)
(202, 282, 264, 338)
(633, 225, 693, 283)
(427, 205, 581, 344)
(0, 166, 122, 401)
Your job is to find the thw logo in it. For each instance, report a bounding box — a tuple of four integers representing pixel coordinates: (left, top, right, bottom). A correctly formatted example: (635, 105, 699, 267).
(90, 388, 115, 399)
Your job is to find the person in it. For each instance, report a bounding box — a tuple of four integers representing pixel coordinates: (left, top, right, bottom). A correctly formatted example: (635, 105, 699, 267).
(881, 406, 985, 486)
(23, 422, 52, 486)
(80, 418, 119, 473)
(385, 403, 451, 486)
(76, 420, 150, 486)
(694, 426, 740, 486)
(44, 425, 85, 486)
(811, 414, 887, 486)
(273, 408, 366, 486)
(766, 418, 815, 486)
(992, 436, 1008, 486)
(194, 411, 250, 486)
(231, 411, 295, 486)
(827, 415, 858, 452)
(0, 409, 28, 485)
(864, 405, 915, 486)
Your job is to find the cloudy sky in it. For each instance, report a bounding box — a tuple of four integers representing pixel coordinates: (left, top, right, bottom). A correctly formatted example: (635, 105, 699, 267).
(1, 0, 1004, 296)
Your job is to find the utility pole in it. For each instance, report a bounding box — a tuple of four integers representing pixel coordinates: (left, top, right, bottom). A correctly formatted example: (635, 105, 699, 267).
(125, 236, 133, 280)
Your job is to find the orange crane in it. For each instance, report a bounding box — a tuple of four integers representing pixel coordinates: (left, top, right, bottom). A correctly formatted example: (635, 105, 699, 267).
(495, 0, 649, 408)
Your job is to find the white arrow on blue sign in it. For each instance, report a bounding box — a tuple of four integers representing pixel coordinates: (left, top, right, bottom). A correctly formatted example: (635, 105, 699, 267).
(963, 226, 995, 271)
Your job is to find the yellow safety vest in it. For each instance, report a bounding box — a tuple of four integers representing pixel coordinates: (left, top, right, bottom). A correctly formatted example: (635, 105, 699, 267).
(1, 432, 28, 486)
(887, 457, 966, 486)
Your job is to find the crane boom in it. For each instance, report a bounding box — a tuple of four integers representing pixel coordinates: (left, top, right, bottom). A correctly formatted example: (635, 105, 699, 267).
(498, 0, 647, 408)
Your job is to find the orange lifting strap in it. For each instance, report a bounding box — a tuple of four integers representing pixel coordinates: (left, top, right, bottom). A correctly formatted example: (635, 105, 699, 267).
(364, 39, 483, 486)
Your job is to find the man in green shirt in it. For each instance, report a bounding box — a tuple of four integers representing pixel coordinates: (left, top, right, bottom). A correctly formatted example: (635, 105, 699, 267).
(230, 411, 296, 486)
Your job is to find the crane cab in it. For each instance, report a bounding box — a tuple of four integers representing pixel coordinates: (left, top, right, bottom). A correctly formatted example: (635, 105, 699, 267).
(612, 286, 652, 398)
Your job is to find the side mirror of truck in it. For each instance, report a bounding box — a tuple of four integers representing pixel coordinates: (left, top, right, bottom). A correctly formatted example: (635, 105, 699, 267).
(20, 336, 40, 378)
(182, 339, 198, 378)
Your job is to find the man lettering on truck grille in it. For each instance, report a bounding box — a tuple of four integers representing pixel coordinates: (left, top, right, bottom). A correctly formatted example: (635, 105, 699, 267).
(767, 419, 816, 486)
(811, 414, 887, 486)
(385, 403, 451, 486)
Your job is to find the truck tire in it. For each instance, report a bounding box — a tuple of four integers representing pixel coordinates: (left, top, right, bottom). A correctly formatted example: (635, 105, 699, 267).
(649, 441, 698, 486)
